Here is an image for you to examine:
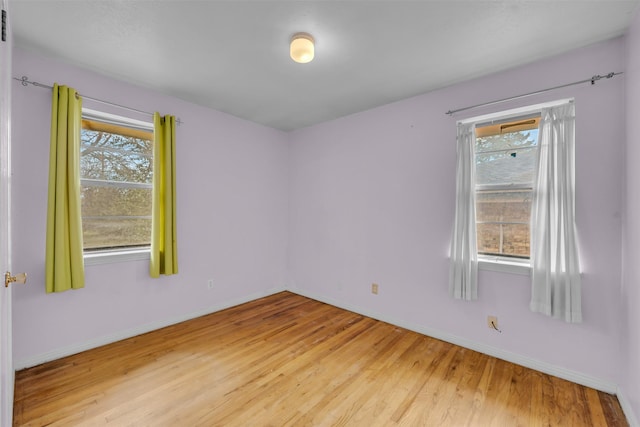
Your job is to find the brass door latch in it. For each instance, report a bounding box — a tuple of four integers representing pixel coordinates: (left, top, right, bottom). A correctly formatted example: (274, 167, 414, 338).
(5, 271, 27, 288)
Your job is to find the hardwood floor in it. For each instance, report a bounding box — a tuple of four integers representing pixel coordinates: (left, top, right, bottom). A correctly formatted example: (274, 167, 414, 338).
(14, 292, 628, 426)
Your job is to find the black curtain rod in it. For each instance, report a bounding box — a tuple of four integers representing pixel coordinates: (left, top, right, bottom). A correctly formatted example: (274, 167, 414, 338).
(12, 76, 182, 124)
(445, 72, 623, 116)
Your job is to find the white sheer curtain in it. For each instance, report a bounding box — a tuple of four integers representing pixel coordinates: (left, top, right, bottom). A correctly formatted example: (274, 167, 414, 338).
(449, 122, 478, 300)
(530, 102, 582, 322)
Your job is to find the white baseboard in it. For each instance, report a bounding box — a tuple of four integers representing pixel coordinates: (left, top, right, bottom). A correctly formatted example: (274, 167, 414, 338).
(14, 285, 286, 371)
(617, 387, 640, 427)
(288, 286, 618, 394)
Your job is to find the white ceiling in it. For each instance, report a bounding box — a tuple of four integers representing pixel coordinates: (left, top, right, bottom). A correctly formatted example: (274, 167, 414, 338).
(9, 1, 640, 131)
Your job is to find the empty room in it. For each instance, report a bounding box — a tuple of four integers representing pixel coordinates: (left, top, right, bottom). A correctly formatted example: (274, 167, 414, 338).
(1, 0, 640, 425)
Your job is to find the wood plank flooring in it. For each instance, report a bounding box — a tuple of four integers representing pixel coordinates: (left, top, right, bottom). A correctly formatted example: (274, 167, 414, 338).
(13, 292, 628, 426)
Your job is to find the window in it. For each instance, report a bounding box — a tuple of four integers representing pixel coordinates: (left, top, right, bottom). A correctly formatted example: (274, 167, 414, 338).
(451, 99, 579, 313)
(80, 109, 153, 255)
(474, 115, 539, 261)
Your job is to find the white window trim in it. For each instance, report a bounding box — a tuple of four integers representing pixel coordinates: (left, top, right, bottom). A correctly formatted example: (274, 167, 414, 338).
(84, 248, 150, 266)
(82, 108, 153, 131)
(459, 98, 573, 126)
(81, 108, 154, 264)
(478, 255, 531, 276)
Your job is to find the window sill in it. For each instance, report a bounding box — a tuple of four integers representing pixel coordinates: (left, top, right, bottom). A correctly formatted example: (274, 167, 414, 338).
(84, 248, 150, 266)
(478, 256, 531, 276)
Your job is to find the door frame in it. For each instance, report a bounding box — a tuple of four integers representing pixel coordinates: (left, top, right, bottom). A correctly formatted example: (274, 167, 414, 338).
(0, 0, 13, 424)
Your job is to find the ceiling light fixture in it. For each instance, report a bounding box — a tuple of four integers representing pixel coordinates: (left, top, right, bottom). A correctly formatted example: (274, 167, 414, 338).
(290, 32, 314, 64)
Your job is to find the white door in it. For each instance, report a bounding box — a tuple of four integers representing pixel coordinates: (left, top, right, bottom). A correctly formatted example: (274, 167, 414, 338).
(0, 0, 13, 425)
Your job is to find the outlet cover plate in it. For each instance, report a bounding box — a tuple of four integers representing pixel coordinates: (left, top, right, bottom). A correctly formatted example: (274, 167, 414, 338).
(487, 315, 498, 329)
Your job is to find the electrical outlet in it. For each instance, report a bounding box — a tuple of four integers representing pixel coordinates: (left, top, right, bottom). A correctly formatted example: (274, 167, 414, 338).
(207, 279, 214, 289)
(371, 283, 379, 295)
(487, 315, 498, 330)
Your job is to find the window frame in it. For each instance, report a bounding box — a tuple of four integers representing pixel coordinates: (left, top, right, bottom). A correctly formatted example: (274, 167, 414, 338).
(80, 108, 154, 266)
(475, 119, 538, 266)
(459, 99, 573, 275)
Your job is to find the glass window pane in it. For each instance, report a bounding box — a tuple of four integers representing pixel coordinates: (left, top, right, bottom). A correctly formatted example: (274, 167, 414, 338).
(82, 218, 151, 251)
(502, 224, 530, 257)
(476, 190, 531, 223)
(475, 129, 538, 154)
(81, 130, 152, 184)
(476, 146, 537, 186)
(81, 186, 152, 250)
(81, 186, 152, 216)
(477, 223, 530, 258)
(476, 190, 531, 258)
(81, 129, 152, 156)
(477, 223, 500, 255)
(475, 129, 538, 187)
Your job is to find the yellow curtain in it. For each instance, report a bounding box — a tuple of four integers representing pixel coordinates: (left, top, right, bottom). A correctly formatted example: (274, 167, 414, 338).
(150, 113, 178, 277)
(45, 84, 85, 293)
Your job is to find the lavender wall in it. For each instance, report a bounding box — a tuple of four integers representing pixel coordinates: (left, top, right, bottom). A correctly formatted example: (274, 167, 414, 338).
(623, 7, 640, 424)
(11, 48, 289, 365)
(289, 38, 626, 386)
(10, 30, 635, 418)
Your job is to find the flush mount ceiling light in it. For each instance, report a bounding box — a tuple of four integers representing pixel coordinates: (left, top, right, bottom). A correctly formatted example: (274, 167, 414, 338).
(290, 32, 315, 64)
